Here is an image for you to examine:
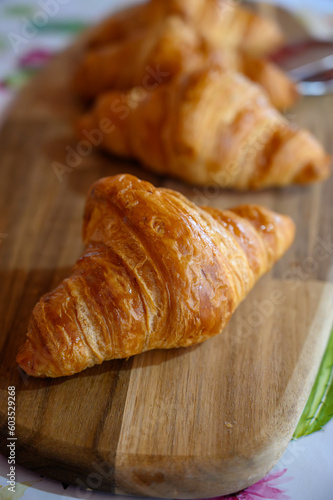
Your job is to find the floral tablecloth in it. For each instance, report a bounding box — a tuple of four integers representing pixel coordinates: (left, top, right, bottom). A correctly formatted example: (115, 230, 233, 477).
(0, 1, 333, 499)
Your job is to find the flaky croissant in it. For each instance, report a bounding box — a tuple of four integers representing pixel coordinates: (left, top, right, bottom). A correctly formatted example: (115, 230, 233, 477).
(77, 67, 330, 190)
(17, 174, 295, 378)
(73, 16, 297, 110)
(153, 0, 285, 56)
(88, 0, 284, 56)
(73, 16, 207, 98)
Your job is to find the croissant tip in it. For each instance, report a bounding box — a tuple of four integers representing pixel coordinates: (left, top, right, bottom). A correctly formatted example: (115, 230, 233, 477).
(280, 213, 296, 246)
(294, 155, 331, 185)
(16, 340, 39, 378)
(246, 14, 284, 55)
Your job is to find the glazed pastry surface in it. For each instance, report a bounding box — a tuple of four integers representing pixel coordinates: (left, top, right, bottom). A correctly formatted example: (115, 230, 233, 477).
(17, 175, 295, 378)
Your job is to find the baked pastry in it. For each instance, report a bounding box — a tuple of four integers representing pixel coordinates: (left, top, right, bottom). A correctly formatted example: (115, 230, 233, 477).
(73, 16, 297, 110)
(236, 53, 298, 111)
(77, 67, 330, 190)
(16, 174, 295, 378)
(88, 0, 284, 56)
(73, 16, 207, 98)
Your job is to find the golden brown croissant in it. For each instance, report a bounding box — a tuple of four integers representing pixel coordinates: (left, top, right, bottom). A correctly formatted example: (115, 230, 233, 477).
(151, 0, 285, 56)
(232, 52, 298, 111)
(16, 174, 295, 378)
(73, 15, 297, 110)
(77, 67, 330, 190)
(88, 0, 284, 56)
(73, 16, 206, 98)
(88, 3, 150, 47)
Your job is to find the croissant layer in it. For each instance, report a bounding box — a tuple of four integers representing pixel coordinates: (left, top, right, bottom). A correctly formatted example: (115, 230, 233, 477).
(73, 0, 296, 110)
(77, 67, 330, 190)
(17, 175, 295, 378)
(88, 0, 284, 56)
(73, 15, 297, 110)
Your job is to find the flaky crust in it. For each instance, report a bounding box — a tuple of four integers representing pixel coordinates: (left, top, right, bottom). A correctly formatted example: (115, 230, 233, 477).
(150, 0, 285, 55)
(88, 0, 284, 56)
(73, 16, 208, 98)
(17, 175, 295, 378)
(73, 15, 297, 110)
(77, 67, 330, 190)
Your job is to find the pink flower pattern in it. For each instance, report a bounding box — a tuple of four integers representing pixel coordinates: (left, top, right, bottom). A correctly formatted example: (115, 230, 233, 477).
(19, 49, 53, 69)
(199, 469, 293, 500)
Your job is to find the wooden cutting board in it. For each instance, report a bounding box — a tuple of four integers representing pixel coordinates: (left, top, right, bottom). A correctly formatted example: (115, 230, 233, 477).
(1, 10, 333, 500)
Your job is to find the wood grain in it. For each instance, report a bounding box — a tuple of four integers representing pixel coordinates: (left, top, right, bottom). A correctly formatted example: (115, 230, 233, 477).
(0, 8, 333, 498)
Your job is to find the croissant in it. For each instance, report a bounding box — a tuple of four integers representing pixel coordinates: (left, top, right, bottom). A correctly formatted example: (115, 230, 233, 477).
(87, 3, 150, 47)
(16, 174, 295, 378)
(73, 16, 207, 98)
(88, 0, 284, 56)
(152, 0, 285, 56)
(73, 16, 297, 110)
(235, 53, 298, 111)
(77, 67, 330, 190)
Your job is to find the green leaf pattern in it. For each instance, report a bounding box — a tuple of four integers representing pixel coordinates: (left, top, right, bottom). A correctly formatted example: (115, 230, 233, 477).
(294, 328, 333, 438)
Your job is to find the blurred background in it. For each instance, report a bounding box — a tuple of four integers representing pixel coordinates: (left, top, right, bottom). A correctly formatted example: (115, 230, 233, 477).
(0, 0, 332, 118)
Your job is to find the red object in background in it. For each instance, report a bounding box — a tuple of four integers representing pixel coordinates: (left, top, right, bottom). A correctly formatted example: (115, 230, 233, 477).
(270, 40, 333, 95)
